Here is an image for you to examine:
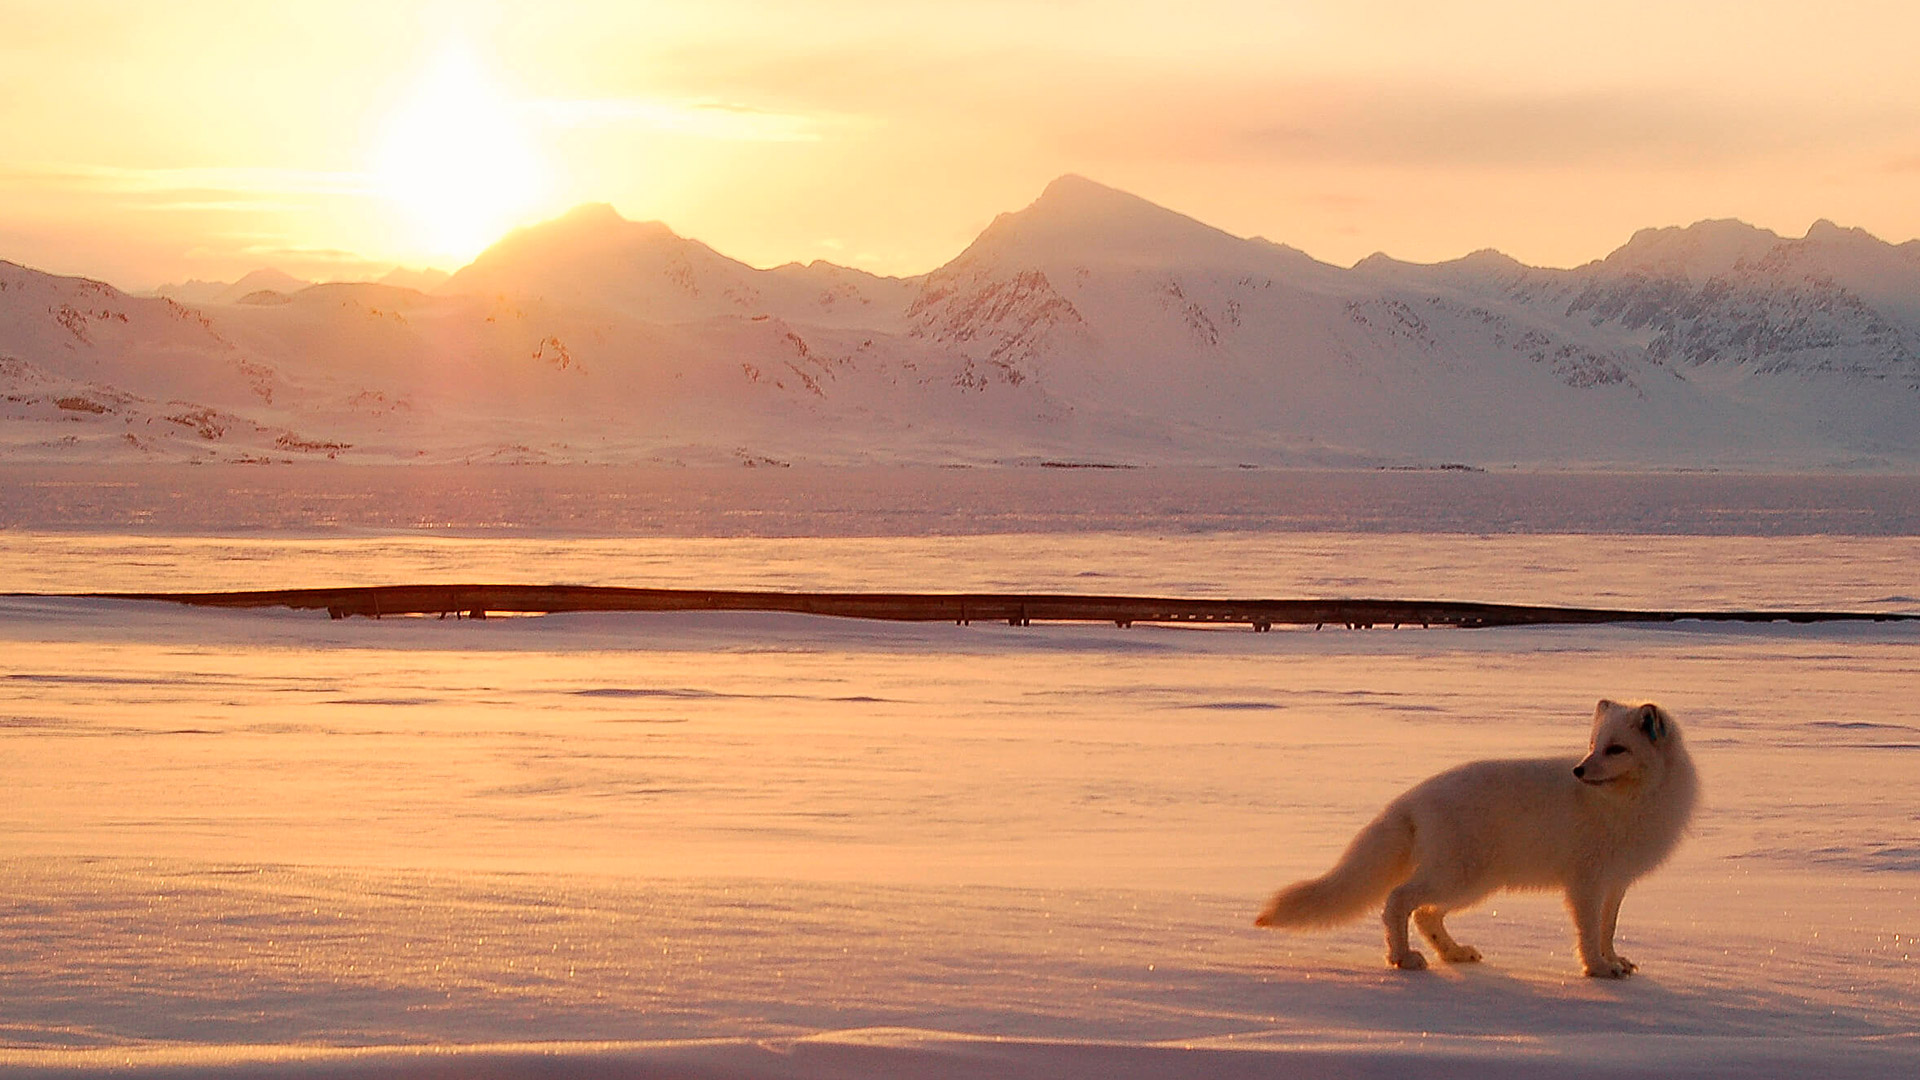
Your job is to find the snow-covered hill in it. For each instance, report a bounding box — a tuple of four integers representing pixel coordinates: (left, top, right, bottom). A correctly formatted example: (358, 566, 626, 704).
(5, 177, 1918, 468)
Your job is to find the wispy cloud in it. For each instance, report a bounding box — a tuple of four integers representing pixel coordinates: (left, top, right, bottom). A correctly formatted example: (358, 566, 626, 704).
(1042, 82, 1918, 173)
(524, 98, 840, 142)
(1224, 91, 1790, 169)
(127, 199, 323, 214)
(238, 243, 378, 264)
(0, 162, 373, 198)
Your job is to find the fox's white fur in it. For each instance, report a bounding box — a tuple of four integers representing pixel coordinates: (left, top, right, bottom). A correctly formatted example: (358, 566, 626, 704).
(1254, 699, 1698, 977)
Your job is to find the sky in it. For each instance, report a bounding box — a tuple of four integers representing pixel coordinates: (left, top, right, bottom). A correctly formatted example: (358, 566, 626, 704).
(3, 0, 1918, 289)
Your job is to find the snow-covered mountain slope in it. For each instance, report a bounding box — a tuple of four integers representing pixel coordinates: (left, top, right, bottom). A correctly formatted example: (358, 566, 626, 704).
(1357, 213, 1920, 464)
(2, 255, 1059, 465)
(377, 266, 450, 293)
(4, 178, 1918, 467)
(153, 268, 315, 307)
(903, 177, 1856, 465)
(441, 203, 919, 331)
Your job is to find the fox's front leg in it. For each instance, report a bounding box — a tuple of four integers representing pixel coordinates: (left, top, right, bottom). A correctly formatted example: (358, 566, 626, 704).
(1601, 886, 1634, 974)
(1568, 882, 1631, 978)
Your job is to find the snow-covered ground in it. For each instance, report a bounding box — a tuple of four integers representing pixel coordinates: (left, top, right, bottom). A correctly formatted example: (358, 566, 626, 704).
(1, 472, 1916, 1076)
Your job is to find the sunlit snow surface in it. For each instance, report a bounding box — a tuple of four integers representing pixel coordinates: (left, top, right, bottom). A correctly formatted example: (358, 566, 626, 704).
(1, 467, 1916, 1077)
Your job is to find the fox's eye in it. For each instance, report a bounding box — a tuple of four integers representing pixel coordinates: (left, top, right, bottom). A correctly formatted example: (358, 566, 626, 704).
(1604, 745, 1627, 756)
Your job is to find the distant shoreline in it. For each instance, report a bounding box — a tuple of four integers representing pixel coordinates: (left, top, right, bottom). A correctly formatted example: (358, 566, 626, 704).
(61, 583, 1920, 630)
(5, 464, 1920, 538)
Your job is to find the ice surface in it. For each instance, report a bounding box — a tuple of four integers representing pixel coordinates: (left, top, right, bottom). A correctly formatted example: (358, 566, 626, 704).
(0, 470, 1915, 1077)
(7, 464, 1920, 538)
(2, 597, 1918, 1074)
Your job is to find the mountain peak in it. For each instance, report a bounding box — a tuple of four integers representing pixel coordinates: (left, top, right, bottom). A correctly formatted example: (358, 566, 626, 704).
(228, 267, 308, 293)
(378, 265, 451, 293)
(1020, 174, 1213, 233)
(1358, 247, 1523, 272)
(557, 202, 627, 227)
(1454, 247, 1525, 270)
(1802, 218, 1888, 248)
(482, 203, 679, 254)
(443, 204, 696, 299)
(437, 200, 771, 318)
(1602, 218, 1782, 279)
(1030, 173, 1141, 212)
(949, 175, 1272, 273)
(155, 267, 312, 306)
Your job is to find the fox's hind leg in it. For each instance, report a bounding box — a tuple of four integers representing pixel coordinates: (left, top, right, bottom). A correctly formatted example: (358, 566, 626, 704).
(1414, 906, 1482, 964)
(1383, 875, 1478, 970)
(1381, 881, 1428, 969)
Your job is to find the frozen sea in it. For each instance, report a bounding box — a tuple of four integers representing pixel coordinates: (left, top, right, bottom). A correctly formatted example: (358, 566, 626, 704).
(1, 466, 1916, 1078)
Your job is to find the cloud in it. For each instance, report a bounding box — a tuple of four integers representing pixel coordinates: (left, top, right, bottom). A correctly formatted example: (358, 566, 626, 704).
(1228, 91, 1789, 168)
(237, 243, 381, 265)
(0, 162, 372, 198)
(1038, 83, 1904, 174)
(524, 98, 841, 142)
(126, 198, 325, 215)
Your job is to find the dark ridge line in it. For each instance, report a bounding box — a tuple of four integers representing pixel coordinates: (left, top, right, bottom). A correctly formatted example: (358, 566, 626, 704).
(44, 585, 1920, 630)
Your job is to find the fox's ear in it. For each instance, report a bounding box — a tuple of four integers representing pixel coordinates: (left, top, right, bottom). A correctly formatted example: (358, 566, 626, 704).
(1640, 704, 1666, 742)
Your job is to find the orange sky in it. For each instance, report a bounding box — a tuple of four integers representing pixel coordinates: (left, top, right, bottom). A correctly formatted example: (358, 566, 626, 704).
(3, 0, 1918, 289)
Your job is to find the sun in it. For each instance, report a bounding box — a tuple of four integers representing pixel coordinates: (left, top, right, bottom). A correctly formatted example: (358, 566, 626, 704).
(373, 44, 552, 262)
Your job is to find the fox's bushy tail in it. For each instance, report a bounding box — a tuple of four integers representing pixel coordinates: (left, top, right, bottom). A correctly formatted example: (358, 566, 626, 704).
(1254, 811, 1413, 928)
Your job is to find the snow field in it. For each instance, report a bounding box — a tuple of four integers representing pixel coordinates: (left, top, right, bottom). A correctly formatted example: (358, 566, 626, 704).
(1, 585, 1915, 1076)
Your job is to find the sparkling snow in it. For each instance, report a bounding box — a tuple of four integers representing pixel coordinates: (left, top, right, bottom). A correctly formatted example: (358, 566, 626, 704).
(0, 467, 1915, 1077)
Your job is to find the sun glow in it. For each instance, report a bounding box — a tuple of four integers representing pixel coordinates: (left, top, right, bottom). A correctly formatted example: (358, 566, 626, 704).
(373, 44, 552, 262)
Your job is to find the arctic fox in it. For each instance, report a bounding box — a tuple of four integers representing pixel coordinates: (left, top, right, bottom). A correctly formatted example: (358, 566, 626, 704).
(1255, 700, 1698, 977)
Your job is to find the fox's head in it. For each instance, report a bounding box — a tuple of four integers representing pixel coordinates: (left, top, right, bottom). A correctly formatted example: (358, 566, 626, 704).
(1573, 700, 1678, 787)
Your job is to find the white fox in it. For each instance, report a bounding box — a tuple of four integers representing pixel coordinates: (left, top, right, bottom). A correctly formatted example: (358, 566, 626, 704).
(1255, 700, 1698, 977)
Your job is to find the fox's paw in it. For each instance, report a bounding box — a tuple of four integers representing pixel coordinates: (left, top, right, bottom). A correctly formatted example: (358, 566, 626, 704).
(1583, 957, 1634, 979)
(1439, 944, 1483, 964)
(1390, 950, 1429, 971)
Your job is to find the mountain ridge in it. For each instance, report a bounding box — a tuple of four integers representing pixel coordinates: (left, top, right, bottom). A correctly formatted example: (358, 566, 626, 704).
(4, 177, 1918, 469)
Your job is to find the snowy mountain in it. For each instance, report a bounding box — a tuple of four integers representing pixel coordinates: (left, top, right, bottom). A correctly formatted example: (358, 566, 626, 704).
(376, 266, 450, 293)
(4, 177, 1918, 467)
(153, 268, 315, 307)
